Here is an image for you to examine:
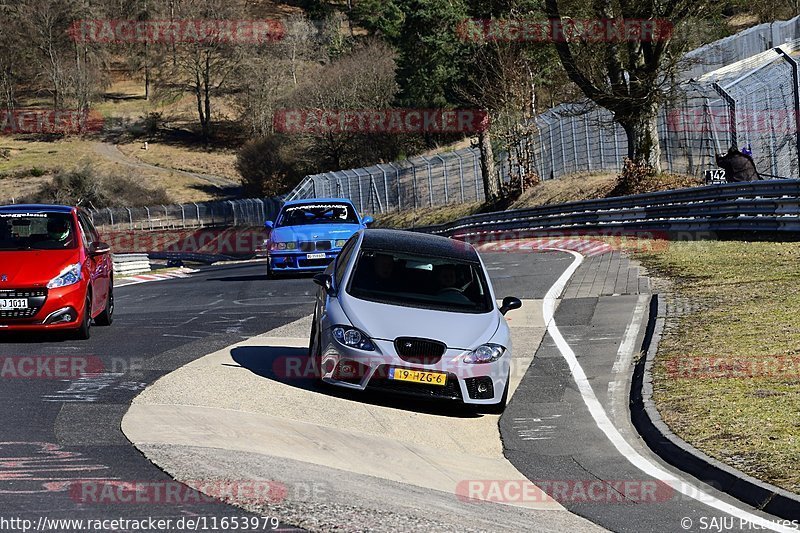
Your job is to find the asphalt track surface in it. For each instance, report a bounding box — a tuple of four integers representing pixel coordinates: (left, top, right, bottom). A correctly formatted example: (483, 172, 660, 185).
(0, 253, 794, 532)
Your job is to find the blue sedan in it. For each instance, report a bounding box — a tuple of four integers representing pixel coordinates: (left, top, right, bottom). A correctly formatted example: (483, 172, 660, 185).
(265, 198, 374, 277)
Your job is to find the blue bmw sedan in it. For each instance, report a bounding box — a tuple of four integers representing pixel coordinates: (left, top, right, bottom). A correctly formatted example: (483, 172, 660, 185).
(265, 198, 374, 277)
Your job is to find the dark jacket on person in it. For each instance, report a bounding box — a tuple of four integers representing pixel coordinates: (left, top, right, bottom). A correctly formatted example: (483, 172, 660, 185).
(715, 148, 760, 182)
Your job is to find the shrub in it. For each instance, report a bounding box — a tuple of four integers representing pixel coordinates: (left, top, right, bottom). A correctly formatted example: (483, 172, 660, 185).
(236, 135, 306, 197)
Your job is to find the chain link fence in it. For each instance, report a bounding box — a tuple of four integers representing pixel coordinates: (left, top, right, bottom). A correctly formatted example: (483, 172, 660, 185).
(285, 148, 489, 213)
(74, 16, 800, 224)
(287, 18, 800, 214)
(88, 198, 282, 230)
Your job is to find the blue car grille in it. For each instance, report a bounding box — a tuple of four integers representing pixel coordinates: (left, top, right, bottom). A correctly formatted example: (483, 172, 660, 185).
(299, 241, 333, 252)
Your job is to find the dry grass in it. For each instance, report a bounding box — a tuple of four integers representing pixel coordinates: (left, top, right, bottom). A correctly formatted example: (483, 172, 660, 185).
(631, 240, 800, 493)
(374, 202, 482, 228)
(116, 142, 240, 182)
(509, 172, 619, 209)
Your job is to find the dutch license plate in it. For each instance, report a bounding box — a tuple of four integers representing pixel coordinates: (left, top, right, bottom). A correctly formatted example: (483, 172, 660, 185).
(0, 299, 28, 310)
(306, 253, 326, 260)
(389, 368, 447, 386)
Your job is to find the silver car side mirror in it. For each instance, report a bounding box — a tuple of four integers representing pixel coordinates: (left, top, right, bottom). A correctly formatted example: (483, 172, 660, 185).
(313, 273, 336, 296)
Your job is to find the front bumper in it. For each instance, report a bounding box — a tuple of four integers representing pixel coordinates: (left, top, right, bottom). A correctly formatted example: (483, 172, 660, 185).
(0, 282, 86, 331)
(318, 336, 510, 405)
(268, 250, 340, 272)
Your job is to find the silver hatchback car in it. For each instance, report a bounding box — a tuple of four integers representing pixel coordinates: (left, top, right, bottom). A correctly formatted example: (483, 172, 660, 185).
(309, 229, 522, 412)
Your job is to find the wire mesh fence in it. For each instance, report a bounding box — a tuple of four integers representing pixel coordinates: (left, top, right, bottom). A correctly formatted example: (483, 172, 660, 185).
(88, 198, 282, 230)
(74, 16, 800, 224)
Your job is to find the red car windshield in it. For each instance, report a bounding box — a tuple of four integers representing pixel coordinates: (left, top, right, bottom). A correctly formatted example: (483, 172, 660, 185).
(0, 212, 77, 251)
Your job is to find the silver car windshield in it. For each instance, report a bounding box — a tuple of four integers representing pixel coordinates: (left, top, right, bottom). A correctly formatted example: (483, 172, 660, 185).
(347, 249, 492, 313)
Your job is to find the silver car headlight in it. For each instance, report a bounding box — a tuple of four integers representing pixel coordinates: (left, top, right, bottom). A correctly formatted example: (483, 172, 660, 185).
(463, 343, 506, 364)
(47, 263, 82, 289)
(332, 325, 376, 351)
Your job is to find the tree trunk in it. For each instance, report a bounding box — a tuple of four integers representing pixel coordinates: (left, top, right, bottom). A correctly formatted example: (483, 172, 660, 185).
(478, 129, 499, 203)
(619, 104, 662, 172)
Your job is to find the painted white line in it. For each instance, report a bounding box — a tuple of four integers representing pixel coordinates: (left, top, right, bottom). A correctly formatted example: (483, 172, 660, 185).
(542, 248, 794, 533)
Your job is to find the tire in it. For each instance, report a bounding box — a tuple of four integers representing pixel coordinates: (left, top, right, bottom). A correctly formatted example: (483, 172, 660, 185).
(266, 264, 275, 279)
(309, 311, 323, 381)
(94, 283, 114, 326)
(74, 294, 92, 340)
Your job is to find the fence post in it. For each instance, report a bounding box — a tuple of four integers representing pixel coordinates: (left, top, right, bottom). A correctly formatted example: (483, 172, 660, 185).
(229, 201, 237, 226)
(180, 205, 186, 228)
(433, 154, 448, 203)
(377, 166, 389, 211)
(192, 202, 201, 226)
(420, 156, 433, 206)
(390, 163, 401, 211)
(106, 207, 113, 228)
(411, 163, 419, 209)
(584, 113, 592, 171)
(775, 47, 800, 174)
(126, 207, 133, 230)
(712, 82, 737, 149)
(144, 206, 152, 230)
(454, 151, 465, 202)
(473, 149, 480, 201)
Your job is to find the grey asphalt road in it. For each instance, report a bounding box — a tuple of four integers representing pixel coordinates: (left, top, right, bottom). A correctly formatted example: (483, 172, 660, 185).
(0, 263, 314, 531)
(0, 251, 789, 533)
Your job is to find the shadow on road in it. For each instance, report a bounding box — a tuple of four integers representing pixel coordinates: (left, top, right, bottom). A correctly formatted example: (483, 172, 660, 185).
(230, 345, 482, 419)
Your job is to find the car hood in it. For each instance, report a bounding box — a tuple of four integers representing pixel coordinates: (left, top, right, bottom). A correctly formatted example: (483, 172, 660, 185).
(339, 294, 500, 350)
(0, 249, 80, 286)
(271, 224, 362, 242)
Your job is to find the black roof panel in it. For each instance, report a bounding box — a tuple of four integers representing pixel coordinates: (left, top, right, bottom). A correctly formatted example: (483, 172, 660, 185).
(360, 229, 479, 262)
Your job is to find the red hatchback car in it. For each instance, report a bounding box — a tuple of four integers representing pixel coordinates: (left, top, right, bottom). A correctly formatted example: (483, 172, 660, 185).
(0, 204, 113, 339)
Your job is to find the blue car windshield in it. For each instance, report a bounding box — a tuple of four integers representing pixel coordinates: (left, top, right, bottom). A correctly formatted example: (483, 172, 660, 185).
(277, 203, 359, 227)
(0, 212, 77, 251)
(347, 249, 493, 314)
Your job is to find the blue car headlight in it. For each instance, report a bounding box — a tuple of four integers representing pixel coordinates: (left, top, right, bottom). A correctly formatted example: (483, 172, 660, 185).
(463, 344, 505, 364)
(270, 241, 297, 251)
(335, 239, 347, 248)
(332, 325, 375, 351)
(47, 263, 82, 289)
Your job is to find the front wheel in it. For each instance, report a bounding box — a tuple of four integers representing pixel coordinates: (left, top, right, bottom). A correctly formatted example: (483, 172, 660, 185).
(74, 294, 92, 340)
(309, 311, 323, 381)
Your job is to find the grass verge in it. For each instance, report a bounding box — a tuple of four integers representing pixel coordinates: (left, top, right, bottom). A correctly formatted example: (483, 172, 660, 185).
(630, 240, 800, 494)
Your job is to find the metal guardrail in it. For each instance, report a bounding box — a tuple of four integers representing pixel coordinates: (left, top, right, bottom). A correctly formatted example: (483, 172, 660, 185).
(416, 179, 800, 238)
(112, 254, 151, 276)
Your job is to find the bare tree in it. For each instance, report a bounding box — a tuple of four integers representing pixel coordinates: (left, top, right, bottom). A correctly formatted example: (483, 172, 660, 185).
(152, 0, 247, 142)
(544, 0, 713, 172)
